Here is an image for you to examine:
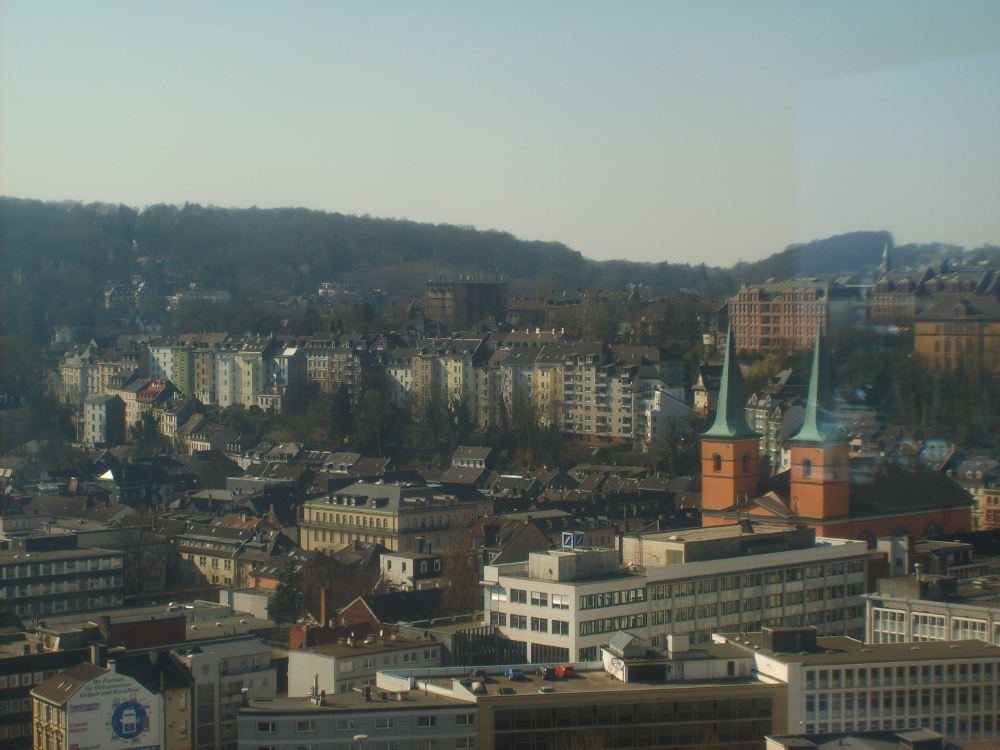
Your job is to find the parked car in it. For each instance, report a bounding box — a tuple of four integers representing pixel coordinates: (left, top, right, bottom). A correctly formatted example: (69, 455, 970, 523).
(538, 686, 556, 694)
(469, 669, 488, 680)
(504, 667, 525, 681)
(555, 665, 576, 678)
(498, 686, 517, 695)
(536, 666, 557, 680)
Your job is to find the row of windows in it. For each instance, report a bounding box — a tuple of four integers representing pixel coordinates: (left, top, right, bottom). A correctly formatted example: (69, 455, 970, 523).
(579, 588, 646, 610)
(0, 558, 122, 578)
(872, 609, 994, 644)
(647, 562, 863, 601)
(579, 613, 647, 636)
(806, 663, 999, 689)
(806, 686, 997, 715)
(806, 716, 995, 739)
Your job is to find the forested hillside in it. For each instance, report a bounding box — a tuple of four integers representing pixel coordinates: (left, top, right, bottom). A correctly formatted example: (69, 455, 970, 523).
(0, 197, 974, 342)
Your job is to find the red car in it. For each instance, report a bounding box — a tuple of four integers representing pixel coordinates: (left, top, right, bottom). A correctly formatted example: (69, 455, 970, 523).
(555, 665, 576, 678)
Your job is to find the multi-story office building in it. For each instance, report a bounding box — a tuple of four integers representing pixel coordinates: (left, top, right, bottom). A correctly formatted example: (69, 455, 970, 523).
(723, 626, 1000, 741)
(239, 689, 480, 750)
(174, 636, 276, 750)
(483, 525, 872, 664)
(0, 535, 124, 618)
(300, 481, 492, 555)
(865, 573, 1000, 645)
(244, 638, 785, 750)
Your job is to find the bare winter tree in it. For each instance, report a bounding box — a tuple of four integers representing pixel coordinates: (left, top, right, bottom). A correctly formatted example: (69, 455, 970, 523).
(111, 515, 167, 596)
(441, 525, 482, 615)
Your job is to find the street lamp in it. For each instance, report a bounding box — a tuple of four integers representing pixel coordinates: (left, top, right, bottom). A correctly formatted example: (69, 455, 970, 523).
(354, 734, 368, 750)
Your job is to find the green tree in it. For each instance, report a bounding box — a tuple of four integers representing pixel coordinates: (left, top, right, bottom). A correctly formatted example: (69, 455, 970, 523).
(129, 410, 167, 452)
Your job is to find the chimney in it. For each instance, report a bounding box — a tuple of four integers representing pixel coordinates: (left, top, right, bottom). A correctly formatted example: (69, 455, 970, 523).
(914, 562, 923, 582)
(241, 688, 249, 707)
(90, 644, 107, 668)
(98, 615, 112, 642)
(320, 587, 327, 629)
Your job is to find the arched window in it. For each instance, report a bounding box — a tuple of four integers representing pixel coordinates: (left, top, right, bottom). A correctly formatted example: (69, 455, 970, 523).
(924, 523, 943, 539)
(802, 458, 813, 478)
(742, 454, 750, 473)
(712, 454, 722, 473)
(892, 526, 910, 538)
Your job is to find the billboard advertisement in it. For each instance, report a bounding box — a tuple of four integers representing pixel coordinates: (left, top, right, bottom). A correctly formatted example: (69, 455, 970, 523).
(66, 670, 162, 750)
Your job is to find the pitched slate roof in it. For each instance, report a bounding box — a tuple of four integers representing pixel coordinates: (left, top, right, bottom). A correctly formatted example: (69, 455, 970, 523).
(358, 589, 445, 624)
(32, 662, 106, 706)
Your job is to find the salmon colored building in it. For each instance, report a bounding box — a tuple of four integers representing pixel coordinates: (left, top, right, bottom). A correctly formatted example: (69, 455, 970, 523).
(699, 327, 973, 545)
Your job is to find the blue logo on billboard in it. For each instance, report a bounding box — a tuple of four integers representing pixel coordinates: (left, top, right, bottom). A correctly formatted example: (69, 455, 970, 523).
(111, 700, 147, 740)
(562, 531, 585, 549)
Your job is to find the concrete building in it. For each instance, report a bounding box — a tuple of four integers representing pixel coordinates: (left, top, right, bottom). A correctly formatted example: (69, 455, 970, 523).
(484, 527, 871, 665)
(238, 687, 480, 750)
(82, 393, 126, 448)
(0, 535, 124, 618)
(287, 635, 442, 697)
(864, 572, 1000, 645)
(723, 626, 1000, 741)
(174, 636, 276, 750)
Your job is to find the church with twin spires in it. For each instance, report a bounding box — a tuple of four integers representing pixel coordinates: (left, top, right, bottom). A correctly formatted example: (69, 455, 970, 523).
(699, 327, 973, 544)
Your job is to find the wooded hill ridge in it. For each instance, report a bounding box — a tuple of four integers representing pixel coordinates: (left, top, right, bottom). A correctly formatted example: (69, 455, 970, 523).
(1, 197, 990, 341)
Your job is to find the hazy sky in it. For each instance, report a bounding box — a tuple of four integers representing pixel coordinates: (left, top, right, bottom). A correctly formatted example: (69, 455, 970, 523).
(3, 1, 999, 266)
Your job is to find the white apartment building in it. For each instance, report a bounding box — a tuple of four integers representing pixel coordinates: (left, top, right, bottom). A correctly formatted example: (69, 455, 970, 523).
(483, 524, 872, 664)
(82, 393, 125, 447)
(287, 635, 442, 697)
(724, 627, 1000, 741)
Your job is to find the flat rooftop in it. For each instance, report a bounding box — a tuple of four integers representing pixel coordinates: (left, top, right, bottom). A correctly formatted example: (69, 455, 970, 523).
(632, 523, 807, 543)
(725, 633, 1000, 665)
(0, 546, 121, 562)
(241, 691, 472, 714)
(302, 636, 434, 659)
(34, 600, 275, 641)
(426, 667, 765, 698)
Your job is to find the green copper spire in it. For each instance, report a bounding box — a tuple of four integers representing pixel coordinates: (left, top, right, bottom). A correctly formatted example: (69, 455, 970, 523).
(702, 324, 757, 439)
(791, 327, 836, 444)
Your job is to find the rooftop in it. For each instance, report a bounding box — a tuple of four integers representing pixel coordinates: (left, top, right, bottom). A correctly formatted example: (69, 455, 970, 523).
(302, 635, 434, 659)
(240, 690, 471, 714)
(724, 632, 1000, 665)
